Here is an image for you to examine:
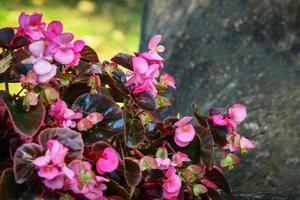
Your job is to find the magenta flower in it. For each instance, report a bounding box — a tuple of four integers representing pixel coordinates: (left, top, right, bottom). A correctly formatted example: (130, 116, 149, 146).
(69, 40, 85, 66)
(163, 166, 182, 199)
(125, 56, 160, 96)
(44, 21, 63, 41)
(49, 99, 82, 128)
(28, 40, 57, 83)
(17, 12, 46, 40)
(155, 147, 171, 170)
(210, 103, 247, 132)
(20, 70, 38, 86)
(171, 151, 190, 167)
(33, 140, 74, 190)
(96, 147, 119, 174)
(174, 116, 195, 147)
(148, 34, 165, 61)
(65, 160, 108, 200)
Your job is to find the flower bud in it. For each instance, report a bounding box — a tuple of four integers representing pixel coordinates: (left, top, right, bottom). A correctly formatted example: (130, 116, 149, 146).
(44, 86, 59, 104)
(77, 118, 93, 132)
(86, 112, 104, 125)
(23, 92, 38, 111)
(87, 74, 101, 94)
(139, 156, 158, 171)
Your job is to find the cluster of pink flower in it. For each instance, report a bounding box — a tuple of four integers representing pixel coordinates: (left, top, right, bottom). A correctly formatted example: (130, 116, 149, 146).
(33, 140, 119, 200)
(210, 103, 255, 169)
(125, 35, 175, 97)
(17, 12, 85, 83)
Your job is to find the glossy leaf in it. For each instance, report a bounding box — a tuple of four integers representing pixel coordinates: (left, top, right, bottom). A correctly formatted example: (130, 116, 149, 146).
(196, 126, 214, 169)
(80, 45, 99, 63)
(0, 27, 14, 48)
(111, 53, 133, 70)
(72, 93, 124, 146)
(205, 166, 232, 195)
(124, 157, 142, 187)
(0, 91, 45, 138)
(105, 179, 130, 200)
(134, 91, 156, 111)
(61, 83, 90, 105)
(126, 117, 145, 148)
(212, 126, 228, 147)
(9, 35, 28, 49)
(0, 168, 29, 200)
(0, 53, 12, 74)
(13, 143, 43, 183)
(38, 128, 84, 162)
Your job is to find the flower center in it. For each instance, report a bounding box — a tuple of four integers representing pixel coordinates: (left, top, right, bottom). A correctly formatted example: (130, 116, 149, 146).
(45, 166, 52, 172)
(34, 25, 39, 30)
(181, 125, 190, 132)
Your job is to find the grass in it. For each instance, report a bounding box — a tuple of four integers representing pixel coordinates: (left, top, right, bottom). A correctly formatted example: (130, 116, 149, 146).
(0, 0, 142, 92)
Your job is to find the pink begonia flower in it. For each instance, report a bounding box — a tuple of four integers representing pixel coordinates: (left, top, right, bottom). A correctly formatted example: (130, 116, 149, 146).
(49, 32, 74, 64)
(28, 40, 57, 83)
(69, 40, 85, 66)
(33, 140, 74, 190)
(66, 160, 108, 200)
(77, 118, 93, 131)
(125, 56, 160, 96)
(20, 70, 38, 86)
(49, 99, 82, 128)
(155, 147, 171, 170)
(44, 21, 63, 41)
(139, 156, 158, 171)
(96, 147, 119, 174)
(148, 34, 165, 61)
(86, 112, 104, 125)
(163, 166, 182, 199)
(171, 151, 190, 167)
(224, 133, 255, 153)
(160, 73, 176, 89)
(17, 12, 46, 40)
(174, 116, 195, 147)
(210, 103, 247, 132)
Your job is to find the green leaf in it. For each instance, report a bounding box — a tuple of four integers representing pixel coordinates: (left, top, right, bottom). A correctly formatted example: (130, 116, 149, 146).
(0, 91, 45, 138)
(72, 93, 125, 146)
(13, 143, 43, 184)
(124, 157, 142, 187)
(38, 128, 84, 162)
(0, 53, 12, 74)
(125, 117, 145, 148)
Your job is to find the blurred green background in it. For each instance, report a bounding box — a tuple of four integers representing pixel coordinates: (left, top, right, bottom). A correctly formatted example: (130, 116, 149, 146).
(0, 0, 142, 93)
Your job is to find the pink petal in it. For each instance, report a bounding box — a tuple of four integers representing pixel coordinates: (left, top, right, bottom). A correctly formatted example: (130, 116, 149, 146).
(54, 32, 74, 45)
(132, 56, 149, 74)
(33, 155, 51, 167)
(73, 40, 85, 52)
(96, 147, 119, 174)
(62, 166, 75, 179)
(174, 136, 190, 147)
(148, 50, 164, 61)
(38, 64, 57, 83)
(38, 165, 59, 180)
(156, 45, 165, 52)
(148, 34, 162, 50)
(33, 59, 53, 75)
(54, 49, 74, 64)
(29, 40, 45, 57)
(18, 12, 29, 27)
(211, 115, 227, 126)
(229, 103, 247, 124)
(30, 12, 43, 24)
(47, 21, 63, 34)
(175, 125, 195, 142)
(43, 175, 64, 190)
(86, 112, 104, 124)
(174, 116, 194, 127)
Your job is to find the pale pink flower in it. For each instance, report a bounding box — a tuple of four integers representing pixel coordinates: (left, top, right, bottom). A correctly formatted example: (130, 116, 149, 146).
(49, 32, 75, 64)
(28, 40, 57, 83)
(66, 160, 108, 200)
(148, 34, 165, 61)
(77, 118, 93, 131)
(49, 99, 82, 128)
(174, 116, 195, 147)
(17, 12, 46, 40)
(69, 40, 85, 66)
(155, 147, 171, 170)
(224, 133, 255, 153)
(20, 70, 38, 86)
(171, 151, 190, 166)
(163, 166, 182, 199)
(96, 147, 119, 174)
(229, 103, 247, 124)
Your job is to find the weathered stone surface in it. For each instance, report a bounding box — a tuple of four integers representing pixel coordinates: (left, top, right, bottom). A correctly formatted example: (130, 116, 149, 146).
(141, 0, 300, 195)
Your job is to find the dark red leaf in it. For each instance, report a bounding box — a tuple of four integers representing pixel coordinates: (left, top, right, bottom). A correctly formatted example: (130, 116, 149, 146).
(80, 45, 99, 63)
(205, 166, 232, 195)
(124, 157, 142, 187)
(111, 53, 133, 70)
(196, 126, 214, 169)
(134, 91, 156, 111)
(0, 27, 14, 48)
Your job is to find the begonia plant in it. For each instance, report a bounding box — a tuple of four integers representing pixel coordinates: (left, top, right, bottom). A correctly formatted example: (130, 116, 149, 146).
(0, 12, 254, 200)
